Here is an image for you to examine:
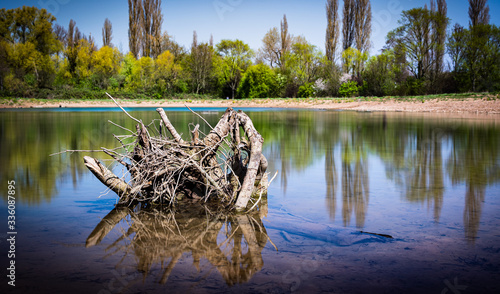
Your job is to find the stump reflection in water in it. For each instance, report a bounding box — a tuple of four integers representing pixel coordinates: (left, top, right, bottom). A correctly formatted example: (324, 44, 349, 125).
(86, 199, 271, 286)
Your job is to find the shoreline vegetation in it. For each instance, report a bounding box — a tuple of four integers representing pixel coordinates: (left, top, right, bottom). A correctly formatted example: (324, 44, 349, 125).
(1, 93, 499, 115)
(1, 3, 499, 113)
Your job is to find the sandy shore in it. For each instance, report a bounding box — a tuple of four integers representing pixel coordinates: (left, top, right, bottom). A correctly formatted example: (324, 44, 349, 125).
(1, 97, 500, 115)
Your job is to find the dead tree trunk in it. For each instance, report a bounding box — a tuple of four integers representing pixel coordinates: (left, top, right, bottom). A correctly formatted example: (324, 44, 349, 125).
(83, 96, 270, 211)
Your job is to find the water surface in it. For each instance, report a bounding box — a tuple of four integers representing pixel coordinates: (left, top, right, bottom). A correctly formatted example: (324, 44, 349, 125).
(1, 108, 499, 293)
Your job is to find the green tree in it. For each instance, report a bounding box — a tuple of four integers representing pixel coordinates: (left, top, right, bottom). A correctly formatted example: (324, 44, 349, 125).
(447, 23, 500, 92)
(216, 39, 253, 98)
(5, 42, 44, 92)
(362, 49, 397, 96)
(386, 6, 449, 85)
(154, 50, 181, 95)
(126, 55, 154, 91)
(11, 6, 59, 55)
(91, 45, 121, 88)
(0, 6, 60, 89)
(341, 47, 367, 77)
(64, 19, 81, 78)
(237, 63, 278, 98)
(187, 31, 215, 94)
(288, 37, 324, 85)
(0, 9, 14, 43)
(259, 27, 281, 68)
(72, 38, 94, 84)
(447, 23, 467, 75)
(279, 37, 324, 97)
(120, 52, 136, 87)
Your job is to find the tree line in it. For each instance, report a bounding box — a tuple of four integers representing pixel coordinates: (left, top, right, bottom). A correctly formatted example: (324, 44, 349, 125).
(0, 0, 498, 99)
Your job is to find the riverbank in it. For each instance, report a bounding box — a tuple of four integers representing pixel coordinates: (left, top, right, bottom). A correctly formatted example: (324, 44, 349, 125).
(1, 95, 499, 114)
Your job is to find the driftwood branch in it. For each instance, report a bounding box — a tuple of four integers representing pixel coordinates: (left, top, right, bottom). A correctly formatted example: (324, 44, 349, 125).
(83, 156, 132, 202)
(156, 107, 185, 144)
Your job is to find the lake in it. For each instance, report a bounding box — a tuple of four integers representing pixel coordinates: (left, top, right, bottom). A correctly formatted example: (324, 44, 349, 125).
(1, 107, 499, 293)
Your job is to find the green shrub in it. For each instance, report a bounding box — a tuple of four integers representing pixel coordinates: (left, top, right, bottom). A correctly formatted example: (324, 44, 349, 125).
(237, 64, 278, 98)
(297, 83, 316, 98)
(339, 81, 359, 97)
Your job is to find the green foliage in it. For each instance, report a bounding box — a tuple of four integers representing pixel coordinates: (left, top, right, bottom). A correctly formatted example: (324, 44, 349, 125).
(362, 50, 397, 96)
(237, 64, 278, 98)
(216, 39, 253, 98)
(279, 36, 323, 98)
(297, 83, 316, 98)
(387, 7, 449, 80)
(0, 5, 497, 100)
(91, 46, 122, 89)
(153, 50, 181, 96)
(186, 42, 215, 94)
(339, 81, 359, 97)
(448, 23, 500, 92)
(126, 56, 154, 92)
(341, 47, 368, 77)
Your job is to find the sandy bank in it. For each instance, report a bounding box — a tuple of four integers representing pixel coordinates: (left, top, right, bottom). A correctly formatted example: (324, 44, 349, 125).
(1, 97, 500, 115)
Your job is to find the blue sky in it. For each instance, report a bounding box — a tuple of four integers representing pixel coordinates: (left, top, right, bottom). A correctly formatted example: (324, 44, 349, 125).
(2, 0, 499, 57)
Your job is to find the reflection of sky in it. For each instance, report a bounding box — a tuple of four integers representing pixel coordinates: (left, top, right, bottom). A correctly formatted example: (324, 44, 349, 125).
(2, 0, 499, 56)
(1, 109, 500, 292)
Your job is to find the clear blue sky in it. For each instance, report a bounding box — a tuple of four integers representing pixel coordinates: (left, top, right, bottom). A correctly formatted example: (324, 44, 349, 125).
(2, 0, 499, 57)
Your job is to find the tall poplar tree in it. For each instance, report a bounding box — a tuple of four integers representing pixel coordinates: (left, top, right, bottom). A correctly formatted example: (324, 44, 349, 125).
(280, 14, 292, 69)
(102, 18, 113, 47)
(325, 0, 339, 62)
(128, 0, 143, 59)
(354, 0, 371, 55)
(142, 0, 162, 58)
(342, 0, 355, 51)
(468, 0, 490, 27)
(430, 0, 447, 85)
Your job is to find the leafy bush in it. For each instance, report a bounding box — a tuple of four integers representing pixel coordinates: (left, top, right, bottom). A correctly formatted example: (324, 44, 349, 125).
(339, 81, 359, 97)
(405, 77, 425, 96)
(237, 64, 278, 98)
(297, 83, 316, 98)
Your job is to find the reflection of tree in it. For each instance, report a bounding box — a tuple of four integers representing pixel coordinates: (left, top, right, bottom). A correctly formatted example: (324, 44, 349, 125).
(340, 130, 369, 228)
(325, 148, 337, 220)
(367, 117, 446, 222)
(86, 201, 270, 286)
(406, 135, 444, 222)
(447, 126, 500, 242)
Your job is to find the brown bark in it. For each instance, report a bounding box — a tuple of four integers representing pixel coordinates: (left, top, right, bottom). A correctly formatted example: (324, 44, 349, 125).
(234, 111, 265, 210)
(83, 156, 132, 201)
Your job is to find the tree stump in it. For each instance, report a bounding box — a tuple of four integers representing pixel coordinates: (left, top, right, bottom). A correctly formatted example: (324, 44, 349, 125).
(84, 98, 270, 211)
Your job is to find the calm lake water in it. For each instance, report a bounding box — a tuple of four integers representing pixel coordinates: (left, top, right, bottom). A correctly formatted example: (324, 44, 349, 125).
(1, 107, 500, 293)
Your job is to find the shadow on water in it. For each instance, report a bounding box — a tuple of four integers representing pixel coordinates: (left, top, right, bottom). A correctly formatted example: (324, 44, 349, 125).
(85, 200, 271, 287)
